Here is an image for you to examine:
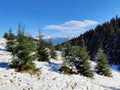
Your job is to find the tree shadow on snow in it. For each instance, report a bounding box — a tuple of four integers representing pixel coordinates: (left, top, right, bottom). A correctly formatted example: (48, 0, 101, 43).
(100, 85, 120, 90)
(45, 62, 61, 73)
(0, 48, 6, 51)
(110, 64, 120, 72)
(0, 62, 9, 70)
(109, 87, 120, 90)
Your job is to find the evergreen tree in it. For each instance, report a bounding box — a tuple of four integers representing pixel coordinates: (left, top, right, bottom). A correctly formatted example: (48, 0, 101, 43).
(5, 28, 15, 40)
(60, 40, 75, 74)
(10, 24, 37, 74)
(37, 32, 49, 62)
(17, 24, 25, 43)
(48, 40, 57, 59)
(62, 39, 73, 58)
(3, 32, 8, 39)
(95, 48, 111, 77)
(13, 25, 26, 55)
(112, 29, 120, 64)
(74, 46, 93, 78)
(56, 43, 62, 51)
(6, 39, 16, 52)
(5, 28, 16, 52)
(27, 35, 36, 52)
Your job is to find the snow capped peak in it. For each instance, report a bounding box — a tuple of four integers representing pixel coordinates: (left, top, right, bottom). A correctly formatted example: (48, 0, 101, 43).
(42, 36, 52, 39)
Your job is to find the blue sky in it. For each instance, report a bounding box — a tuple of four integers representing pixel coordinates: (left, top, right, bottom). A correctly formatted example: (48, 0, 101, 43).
(0, 0, 120, 38)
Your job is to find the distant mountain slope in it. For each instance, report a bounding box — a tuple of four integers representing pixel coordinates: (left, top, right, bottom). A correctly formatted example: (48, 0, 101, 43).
(43, 37, 67, 45)
(69, 16, 120, 65)
(33, 37, 67, 46)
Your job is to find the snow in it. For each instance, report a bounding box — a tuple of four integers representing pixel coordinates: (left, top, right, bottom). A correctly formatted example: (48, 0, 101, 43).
(0, 38, 120, 90)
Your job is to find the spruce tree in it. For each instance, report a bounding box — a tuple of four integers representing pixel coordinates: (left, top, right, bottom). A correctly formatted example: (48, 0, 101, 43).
(3, 32, 8, 39)
(60, 40, 93, 77)
(6, 39, 16, 52)
(56, 43, 62, 51)
(63, 40, 72, 57)
(60, 40, 75, 74)
(48, 40, 57, 59)
(5, 28, 16, 53)
(27, 35, 36, 52)
(95, 48, 111, 77)
(74, 46, 93, 78)
(13, 26, 26, 55)
(5, 28, 15, 40)
(37, 32, 49, 62)
(10, 25, 37, 74)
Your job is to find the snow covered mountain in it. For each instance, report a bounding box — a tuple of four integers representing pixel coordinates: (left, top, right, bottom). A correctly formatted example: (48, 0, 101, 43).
(0, 38, 120, 90)
(34, 36, 67, 45)
(43, 37, 67, 45)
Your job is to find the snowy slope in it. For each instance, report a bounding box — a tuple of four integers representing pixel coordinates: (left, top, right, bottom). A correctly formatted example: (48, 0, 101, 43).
(0, 38, 120, 90)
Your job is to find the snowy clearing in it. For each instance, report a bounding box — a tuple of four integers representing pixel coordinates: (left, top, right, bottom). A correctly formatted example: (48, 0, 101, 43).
(0, 38, 120, 90)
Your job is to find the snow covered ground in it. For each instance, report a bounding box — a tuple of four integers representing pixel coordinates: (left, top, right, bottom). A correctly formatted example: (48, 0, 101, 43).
(0, 38, 120, 90)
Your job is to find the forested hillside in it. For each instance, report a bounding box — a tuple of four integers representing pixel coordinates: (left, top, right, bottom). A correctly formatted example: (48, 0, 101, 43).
(69, 16, 120, 65)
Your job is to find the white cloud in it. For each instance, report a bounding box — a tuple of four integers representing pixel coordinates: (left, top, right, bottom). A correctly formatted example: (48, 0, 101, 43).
(43, 20, 99, 31)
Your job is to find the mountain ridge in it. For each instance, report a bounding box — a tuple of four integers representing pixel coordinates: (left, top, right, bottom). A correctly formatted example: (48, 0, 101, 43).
(68, 16, 120, 65)
(43, 37, 67, 45)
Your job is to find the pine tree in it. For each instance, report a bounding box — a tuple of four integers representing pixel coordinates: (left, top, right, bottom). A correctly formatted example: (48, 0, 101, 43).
(5, 28, 16, 52)
(95, 48, 111, 77)
(74, 46, 93, 78)
(56, 43, 62, 51)
(5, 28, 15, 40)
(3, 32, 8, 39)
(6, 39, 16, 52)
(48, 40, 57, 59)
(63, 40, 72, 57)
(27, 35, 36, 52)
(37, 32, 49, 62)
(13, 25, 26, 55)
(60, 40, 75, 74)
(10, 24, 37, 74)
